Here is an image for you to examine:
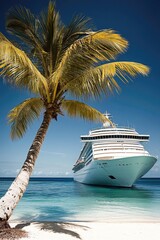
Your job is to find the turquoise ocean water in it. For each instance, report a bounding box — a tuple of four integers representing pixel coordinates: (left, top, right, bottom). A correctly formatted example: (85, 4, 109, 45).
(0, 178, 160, 222)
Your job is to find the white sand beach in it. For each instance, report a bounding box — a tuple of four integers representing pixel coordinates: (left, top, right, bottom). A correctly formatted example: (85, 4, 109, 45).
(9, 221, 160, 240)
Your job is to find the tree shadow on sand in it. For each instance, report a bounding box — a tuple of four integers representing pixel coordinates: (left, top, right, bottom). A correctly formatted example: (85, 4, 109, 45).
(15, 221, 90, 239)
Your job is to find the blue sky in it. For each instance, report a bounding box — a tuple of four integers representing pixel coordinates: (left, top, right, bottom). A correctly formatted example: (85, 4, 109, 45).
(0, 0, 160, 177)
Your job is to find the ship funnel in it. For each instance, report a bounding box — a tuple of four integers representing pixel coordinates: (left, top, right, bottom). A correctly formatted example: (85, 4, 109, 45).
(103, 112, 112, 128)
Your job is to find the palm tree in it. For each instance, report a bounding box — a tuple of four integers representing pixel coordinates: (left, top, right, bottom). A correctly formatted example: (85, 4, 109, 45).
(0, 1, 149, 228)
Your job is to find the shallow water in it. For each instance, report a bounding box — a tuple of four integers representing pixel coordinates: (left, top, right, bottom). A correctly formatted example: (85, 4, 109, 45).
(0, 178, 160, 222)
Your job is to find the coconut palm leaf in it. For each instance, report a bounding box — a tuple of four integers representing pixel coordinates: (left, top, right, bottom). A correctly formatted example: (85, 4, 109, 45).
(44, 14, 93, 73)
(0, 35, 50, 100)
(52, 30, 128, 81)
(61, 99, 112, 125)
(37, 4, 94, 75)
(6, 5, 42, 49)
(6, 2, 64, 76)
(8, 98, 44, 139)
(51, 29, 128, 100)
(6, 5, 50, 75)
(62, 29, 128, 63)
(60, 61, 149, 99)
(6, 2, 94, 76)
(60, 15, 92, 53)
(38, 2, 64, 75)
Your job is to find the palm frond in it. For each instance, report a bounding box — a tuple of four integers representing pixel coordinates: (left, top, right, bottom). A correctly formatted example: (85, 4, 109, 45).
(48, 15, 92, 74)
(61, 29, 128, 64)
(61, 61, 149, 99)
(61, 100, 112, 125)
(50, 29, 128, 100)
(40, 3, 93, 73)
(0, 35, 50, 100)
(6, 5, 50, 74)
(39, 1, 64, 74)
(61, 15, 92, 51)
(41, 1, 62, 48)
(8, 98, 44, 139)
(6, 5, 41, 49)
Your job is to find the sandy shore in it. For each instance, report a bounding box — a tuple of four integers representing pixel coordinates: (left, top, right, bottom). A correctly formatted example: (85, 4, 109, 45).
(9, 221, 160, 240)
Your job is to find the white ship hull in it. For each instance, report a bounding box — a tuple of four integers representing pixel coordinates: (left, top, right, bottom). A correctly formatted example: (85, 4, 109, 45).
(73, 156, 157, 187)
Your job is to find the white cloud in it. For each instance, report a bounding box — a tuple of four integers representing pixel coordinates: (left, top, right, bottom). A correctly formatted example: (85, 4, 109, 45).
(41, 150, 66, 156)
(145, 162, 160, 177)
(31, 169, 73, 177)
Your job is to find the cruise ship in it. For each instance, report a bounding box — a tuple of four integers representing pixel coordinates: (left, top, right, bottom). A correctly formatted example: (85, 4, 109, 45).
(72, 114, 157, 187)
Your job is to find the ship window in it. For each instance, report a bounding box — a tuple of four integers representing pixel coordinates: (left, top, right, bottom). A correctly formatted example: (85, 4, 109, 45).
(109, 175, 116, 179)
(81, 134, 149, 141)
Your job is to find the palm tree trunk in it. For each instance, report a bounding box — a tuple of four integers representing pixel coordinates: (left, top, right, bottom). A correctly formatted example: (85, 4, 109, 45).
(0, 111, 52, 228)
